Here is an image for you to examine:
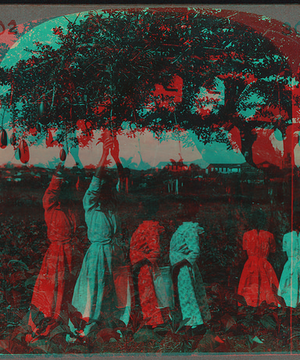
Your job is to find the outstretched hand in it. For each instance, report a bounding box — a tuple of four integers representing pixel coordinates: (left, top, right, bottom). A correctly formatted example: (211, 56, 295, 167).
(111, 137, 120, 161)
(99, 129, 113, 155)
(95, 130, 113, 178)
(102, 137, 113, 155)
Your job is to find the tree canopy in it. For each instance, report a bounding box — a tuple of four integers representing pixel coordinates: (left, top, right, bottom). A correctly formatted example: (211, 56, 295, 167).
(0, 9, 295, 167)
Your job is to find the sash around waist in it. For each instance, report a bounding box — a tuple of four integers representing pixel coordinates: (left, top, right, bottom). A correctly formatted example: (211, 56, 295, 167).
(48, 238, 71, 245)
(248, 255, 267, 260)
(89, 238, 113, 246)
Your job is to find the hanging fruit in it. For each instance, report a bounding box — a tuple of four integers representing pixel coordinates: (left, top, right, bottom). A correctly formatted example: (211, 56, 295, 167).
(38, 93, 51, 125)
(0, 128, 7, 148)
(19, 139, 29, 164)
(46, 129, 53, 147)
(60, 148, 66, 161)
(15, 147, 21, 160)
(38, 96, 44, 117)
(10, 133, 17, 146)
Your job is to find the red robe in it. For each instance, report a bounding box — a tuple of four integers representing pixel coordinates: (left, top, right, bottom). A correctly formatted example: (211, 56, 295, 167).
(130, 221, 164, 327)
(28, 174, 77, 336)
(238, 229, 279, 307)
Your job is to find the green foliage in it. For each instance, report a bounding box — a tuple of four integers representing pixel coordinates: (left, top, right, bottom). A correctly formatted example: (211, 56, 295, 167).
(0, 9, 293, 162)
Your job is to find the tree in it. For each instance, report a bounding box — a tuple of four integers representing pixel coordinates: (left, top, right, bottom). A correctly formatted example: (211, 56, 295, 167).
(145, 15, 293, 168)
(0, 9, 295, 170)
(2, 10, 176, 146)
(235, 76, 294, 168)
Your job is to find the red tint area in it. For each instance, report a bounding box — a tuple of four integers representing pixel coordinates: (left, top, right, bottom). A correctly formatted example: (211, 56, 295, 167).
(238, 230, 279, 307)
(252, 129, 283, 168)
(151, 75, 183, 111)
(130, 221, 164, 327)
(228, 126, 242, 153)
(77, 120, 94, 147)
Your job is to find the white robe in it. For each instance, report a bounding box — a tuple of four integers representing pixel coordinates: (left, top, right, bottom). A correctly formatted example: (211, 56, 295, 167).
(278, 231, 300, 308)
(170, 222, 210, 327)
(69, 176, 131, 336)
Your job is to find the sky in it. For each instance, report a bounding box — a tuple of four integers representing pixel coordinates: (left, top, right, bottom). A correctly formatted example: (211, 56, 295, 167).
(0, 9, 291, 169)
(0, 127, 247, 170)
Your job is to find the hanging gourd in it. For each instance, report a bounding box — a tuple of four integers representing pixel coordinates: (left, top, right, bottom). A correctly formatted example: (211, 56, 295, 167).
(38, 95, 44, 117)
(60, 148, 66, 161)
(0, 128, 7, 148)
(46, 129, 53, 147)
(19, 140, 29, 164)
(38, 93, 51, 125)
(10, 133, 17, 146)
(15, 147, 21, 160)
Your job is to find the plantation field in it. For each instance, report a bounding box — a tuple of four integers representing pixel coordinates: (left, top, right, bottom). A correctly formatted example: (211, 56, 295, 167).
(0, 177, 298, 354)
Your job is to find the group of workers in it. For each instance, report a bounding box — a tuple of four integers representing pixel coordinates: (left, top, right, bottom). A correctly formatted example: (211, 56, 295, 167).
(23, 133, 300, 344)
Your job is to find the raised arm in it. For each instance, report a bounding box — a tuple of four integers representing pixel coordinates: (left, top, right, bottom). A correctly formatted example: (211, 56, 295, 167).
(69, 142, 86, 190)
(110, 136, 124, 180)
(42, 160, 65, 211)
(95, 136, 112, 179)
(83, 136, 112, 212)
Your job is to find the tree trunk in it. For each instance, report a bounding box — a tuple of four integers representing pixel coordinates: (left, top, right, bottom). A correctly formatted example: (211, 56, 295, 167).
(224, 78, 247, 113)
(239, 125, 257, 167)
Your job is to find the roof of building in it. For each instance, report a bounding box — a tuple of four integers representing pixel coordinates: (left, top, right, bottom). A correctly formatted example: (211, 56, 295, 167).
(207, 163, 242, 168)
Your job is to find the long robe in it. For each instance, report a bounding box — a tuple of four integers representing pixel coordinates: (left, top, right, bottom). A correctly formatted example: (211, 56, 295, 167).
(278, 231, 300, 307)
(170, 222, 211, 327)
(28, 174, 77, 336)
(130, 220, 164, 327)
(238, 229, 279, 307)
(69, 176, 131, 336)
